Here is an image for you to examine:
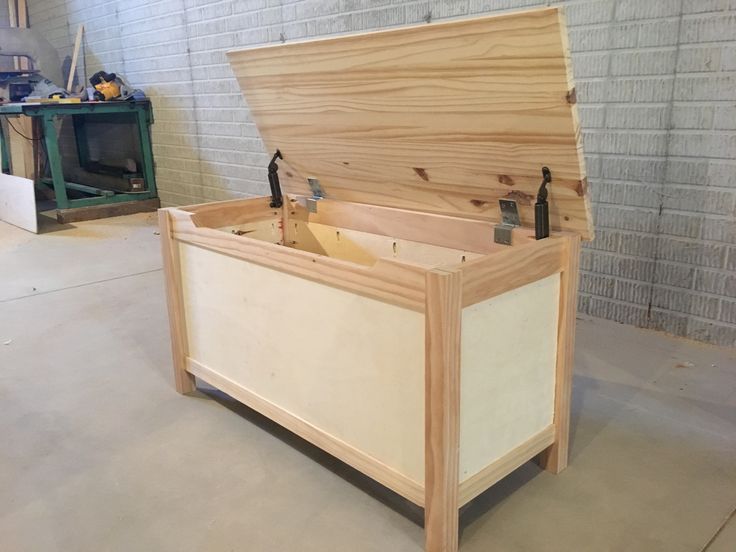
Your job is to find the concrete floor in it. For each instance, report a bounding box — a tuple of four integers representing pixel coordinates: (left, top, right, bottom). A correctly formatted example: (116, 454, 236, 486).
(1, 213, 735, 552)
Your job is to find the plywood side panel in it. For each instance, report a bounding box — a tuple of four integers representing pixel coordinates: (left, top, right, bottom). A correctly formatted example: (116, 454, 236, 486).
(0, 173, 37, 233)
(187, 357, 424, 505)
(228, 7, 593, 239)
(459, 274, 560, 482)
(178, 242, 426, 486)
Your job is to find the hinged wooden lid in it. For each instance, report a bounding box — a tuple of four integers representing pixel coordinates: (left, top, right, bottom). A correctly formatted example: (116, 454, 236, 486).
(227, 7, 593, 239)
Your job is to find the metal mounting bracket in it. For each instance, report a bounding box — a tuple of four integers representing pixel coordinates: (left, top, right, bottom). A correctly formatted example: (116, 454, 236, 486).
(306, 177, 324, 213)
(493, 199, 521, 245)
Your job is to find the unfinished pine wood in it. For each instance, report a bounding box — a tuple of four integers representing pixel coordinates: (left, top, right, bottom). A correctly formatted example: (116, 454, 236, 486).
(178, 242, 427, 492)
(186, 196, 280, 228)
(459, 274, 559, 484)
(288, 196, 520, 254)
(7, 115, 35, 179)
(458, 236, 566, 307)
(217, 218, 283, 244)
(187, 357, 425, 505)
(1, 0, 31, 72)
(538, 234, 580, 473)
(8, 0, 19, 70)
(158, 209, 196, 394)
(458, 424, 555, 506)
(66, 24, 84, 92)
(286, 220, 482, 268)
(424, 269, 462, 552)
(228, 7, 592, 239)
(0, 173, 36, 233)
(168, 207, 428, 312)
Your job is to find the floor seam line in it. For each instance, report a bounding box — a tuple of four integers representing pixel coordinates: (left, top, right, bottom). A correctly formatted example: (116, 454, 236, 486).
(0, 268, 163, 303)
(701, 504, 736, 552)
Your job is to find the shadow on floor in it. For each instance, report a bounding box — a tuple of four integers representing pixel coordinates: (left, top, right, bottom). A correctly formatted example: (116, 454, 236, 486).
(195, 380, 601, 536)
(37, 211, 75, 233)
(196, 385, 426, 527)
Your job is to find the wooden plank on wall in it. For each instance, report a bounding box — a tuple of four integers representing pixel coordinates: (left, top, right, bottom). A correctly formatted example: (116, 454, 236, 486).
(6, 115, 36, 180)
(67, 24, 84, 92)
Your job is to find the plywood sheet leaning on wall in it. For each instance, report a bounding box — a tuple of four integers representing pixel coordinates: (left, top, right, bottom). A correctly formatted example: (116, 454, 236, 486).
(228, 7, 593, 239)
(0, 173, 37, 233)
(6, 115, 37, 180)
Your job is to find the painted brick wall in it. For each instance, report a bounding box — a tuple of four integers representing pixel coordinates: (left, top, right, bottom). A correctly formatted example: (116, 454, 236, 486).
(24, 0, 736, 347)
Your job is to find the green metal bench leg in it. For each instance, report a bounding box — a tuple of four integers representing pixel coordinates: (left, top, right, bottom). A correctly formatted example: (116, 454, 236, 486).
(72, 114, 91, 170)
(42, 114, 70, 209)
(0, 122, 9, 174)
(136, 107, 157, 197)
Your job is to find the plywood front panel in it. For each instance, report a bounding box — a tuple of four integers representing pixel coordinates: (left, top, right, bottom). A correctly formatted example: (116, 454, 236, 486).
(459, 274, 560, 482)
(228, 7, 592, 239)
(178, 242, 426, 486)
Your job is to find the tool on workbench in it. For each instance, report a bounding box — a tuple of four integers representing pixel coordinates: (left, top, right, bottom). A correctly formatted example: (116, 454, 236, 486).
(88, 71, 145, 102)
(89, 71, 126, 100)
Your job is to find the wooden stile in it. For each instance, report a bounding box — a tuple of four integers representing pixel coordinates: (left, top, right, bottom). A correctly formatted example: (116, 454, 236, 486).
(425, 269, 462, 552)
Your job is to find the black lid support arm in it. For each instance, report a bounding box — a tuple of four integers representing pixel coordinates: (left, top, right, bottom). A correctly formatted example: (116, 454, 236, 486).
(268, 149, 283, 208)
(535, 166, 551, 240)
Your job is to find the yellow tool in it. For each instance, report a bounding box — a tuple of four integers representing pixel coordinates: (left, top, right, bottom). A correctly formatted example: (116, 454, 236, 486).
(89, 71, 122, 101)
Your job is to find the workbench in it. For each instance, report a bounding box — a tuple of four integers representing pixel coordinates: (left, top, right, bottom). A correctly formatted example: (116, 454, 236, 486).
(0, 99, 159, 222)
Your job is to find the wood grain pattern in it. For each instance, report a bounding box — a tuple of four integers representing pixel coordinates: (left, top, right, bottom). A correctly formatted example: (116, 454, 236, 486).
(7, 115, 36, 179)
(168, 207, 428, 312)
(458, 236, 566, 307)
(425, 269, 462, 552)
(185, 196, 280, 228)
(158, 209, 196, 394)
(288, 196, 526, 254)
(67, 24, 84, 92)
(458, 425, 555, 506)
(187, 358, 425, 506)
(286, 220, 482, 267)
(228, 7, 592, 239)
(538, 234, 580, 473)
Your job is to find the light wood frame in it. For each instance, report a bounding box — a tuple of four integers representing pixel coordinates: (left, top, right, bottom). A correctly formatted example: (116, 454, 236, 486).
(159, 195, 580, 552)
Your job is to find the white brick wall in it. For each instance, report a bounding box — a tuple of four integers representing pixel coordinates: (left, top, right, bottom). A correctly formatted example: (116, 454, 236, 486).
(25, 0, 736, 347)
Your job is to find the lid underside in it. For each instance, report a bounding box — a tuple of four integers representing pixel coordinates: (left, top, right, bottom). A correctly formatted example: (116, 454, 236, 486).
(228, 7, 593, 239)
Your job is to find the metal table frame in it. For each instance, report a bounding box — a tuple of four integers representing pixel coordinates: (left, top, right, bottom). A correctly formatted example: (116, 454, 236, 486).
(0, 100, 157, 210)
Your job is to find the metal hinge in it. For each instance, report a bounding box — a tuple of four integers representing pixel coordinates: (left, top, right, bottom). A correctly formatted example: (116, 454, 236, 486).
(306, 177, 324, 213)
(268, 150, 283, 208)
(493, 166, 553, 245)
(493, 199, 520, 245)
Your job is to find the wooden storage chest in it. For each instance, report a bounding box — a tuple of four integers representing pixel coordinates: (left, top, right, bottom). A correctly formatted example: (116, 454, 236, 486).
(159, 7, 593, 551)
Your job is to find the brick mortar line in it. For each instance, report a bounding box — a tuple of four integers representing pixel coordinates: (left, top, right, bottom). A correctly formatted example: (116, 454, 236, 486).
(579, 293, 736, 327)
